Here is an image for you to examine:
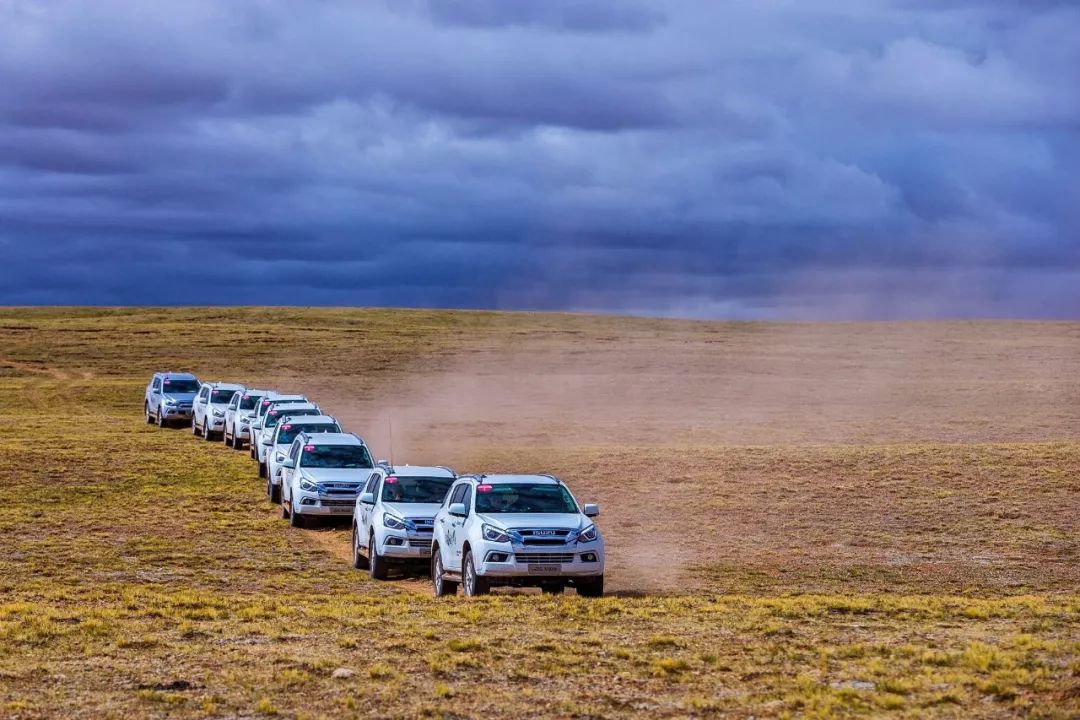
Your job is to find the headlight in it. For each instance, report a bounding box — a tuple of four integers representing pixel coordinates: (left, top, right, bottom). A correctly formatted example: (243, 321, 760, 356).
(240, 417, 250, 426)
(164, 398, 177, 406)
(579, 525, 598, 543)
(212, 409, 225, 417)
(299, 478, 318, 492)
(482, 524, 510, 543)
(383, 513, 406, 530)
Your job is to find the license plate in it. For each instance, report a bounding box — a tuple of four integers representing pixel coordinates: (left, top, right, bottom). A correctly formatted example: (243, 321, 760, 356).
(527, 564, 559, 574)
(328, 506, 352, 513)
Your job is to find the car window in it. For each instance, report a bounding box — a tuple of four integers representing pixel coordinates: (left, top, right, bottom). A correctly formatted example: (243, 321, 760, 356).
(289, 440, 302, 461)
(152, 378, 161, 391)
(364, 473, 381, 495)
(448, 484, 466, 506)
(229, 394, 240, 410)
(460, 486, 473, 515)
(198, 387, 209, 401)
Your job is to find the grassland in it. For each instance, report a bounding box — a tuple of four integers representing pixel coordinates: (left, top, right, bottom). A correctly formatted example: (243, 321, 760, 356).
(0, 308, 1077, 719)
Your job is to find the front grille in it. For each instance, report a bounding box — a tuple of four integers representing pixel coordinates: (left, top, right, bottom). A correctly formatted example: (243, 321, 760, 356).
(514, 552, 574, 564)
(408, 538, 432, 551)
(511, 528, 574, 546)
(320, 499, 354, 507)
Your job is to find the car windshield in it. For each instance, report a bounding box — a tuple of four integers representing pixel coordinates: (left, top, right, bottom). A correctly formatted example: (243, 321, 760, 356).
(161, 378, 199, 393)
(381, 476, 454, 503)
(277, 422, 339, 445)
(301, 445, 373, 469)
(239, 394, 262, 410)
(474, 483, 578, 514)
(210, 388, 238, 404)
(265, 407, 316, 428)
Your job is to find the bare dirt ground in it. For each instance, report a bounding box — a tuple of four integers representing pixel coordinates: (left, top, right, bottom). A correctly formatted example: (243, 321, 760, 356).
(277, 321, 1080, 595)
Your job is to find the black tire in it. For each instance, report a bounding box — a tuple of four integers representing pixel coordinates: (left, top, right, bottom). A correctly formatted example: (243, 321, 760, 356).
(369, 534, 389, 580)
(462, 550, 489, 597)
(280, 493, 290, 519)
(258, 461, 267, 479)
(192, 416, 201, 437)
(352, 525, 369, 570)
(289, 501, 305, 528)
(576, 575, 604, 598)
(203, 421, 215, 441)
(157, 407, 166, 428)
(145, 403, 153, 424)
(267, 478, 280, 505)
(432, 548, 457, 596)
(541, 583, 565, 595)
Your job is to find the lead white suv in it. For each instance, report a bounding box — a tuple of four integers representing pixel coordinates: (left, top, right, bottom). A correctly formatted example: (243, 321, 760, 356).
(430, 474, 604, 597)
(351, 465, 456, 580)
(264, 414, 341, 503)
(192, 382, 244, 441)
(279, 433, 374, 528)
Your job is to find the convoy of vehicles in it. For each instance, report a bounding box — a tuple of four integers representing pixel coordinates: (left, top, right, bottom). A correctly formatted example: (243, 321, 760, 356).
(144, 371, 605, 597)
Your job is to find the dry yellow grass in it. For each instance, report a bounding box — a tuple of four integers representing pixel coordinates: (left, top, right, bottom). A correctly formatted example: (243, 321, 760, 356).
(0, 308, 1077, 718)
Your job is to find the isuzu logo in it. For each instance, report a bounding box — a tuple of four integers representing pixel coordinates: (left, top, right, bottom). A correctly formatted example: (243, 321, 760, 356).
(535, 530, 556, 536)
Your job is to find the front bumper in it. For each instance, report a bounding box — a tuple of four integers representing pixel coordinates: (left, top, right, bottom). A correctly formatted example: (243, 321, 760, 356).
(162, 405, 193, 419)
(379, 532, 434, 559)
(294, 494, 358, 516)
(207, 414, 226, 429)
(475, 540, 604, 578)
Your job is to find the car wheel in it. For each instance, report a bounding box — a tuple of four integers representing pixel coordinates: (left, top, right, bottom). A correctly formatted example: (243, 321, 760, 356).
(268, 478, 280, 505)
(462, 551, 489, 597)
(576, 575, 604, 598)
(541, 582, 565, 595)
(145, 402, 153, 424)
(157, 406, 166, 428)
(203, 421, 215, 441)
(352, 524, 369, 570)
(192, 416, 200, 436)
(222, 425, 230, 446)
(432, 548, 457, 596)
(289, 501, 305, 528)
(369, 534, 389, 580)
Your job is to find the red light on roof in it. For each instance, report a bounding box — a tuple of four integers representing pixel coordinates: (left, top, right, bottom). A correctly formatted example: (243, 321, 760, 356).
(304, 444, 315, 451)
(385, 476, 399, 484)
(242, 394, 249, 399)
(477, 484, 493, 493)
(162, 379, 171, 384)
(282, 424, 291, 431)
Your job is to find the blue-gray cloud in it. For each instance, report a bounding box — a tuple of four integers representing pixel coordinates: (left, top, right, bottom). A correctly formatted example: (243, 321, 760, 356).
(0, 0, 1077, 318)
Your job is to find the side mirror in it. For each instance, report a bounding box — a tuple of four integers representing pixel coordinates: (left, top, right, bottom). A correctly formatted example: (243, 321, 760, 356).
(449, 502, 467, 518)
(261, 437, 272, 445)
(360, 492, 375, 505)
(252, 421, 263, 430)
(583, 503, 599, 518)
(275, 454, 285, 462)
(282, 458, 295, 469)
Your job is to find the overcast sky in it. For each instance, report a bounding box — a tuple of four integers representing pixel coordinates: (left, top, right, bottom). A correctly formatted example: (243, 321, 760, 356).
(0, 0, 1077, 318)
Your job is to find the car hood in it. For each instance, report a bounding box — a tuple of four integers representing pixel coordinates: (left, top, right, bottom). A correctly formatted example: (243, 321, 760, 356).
(382, 502, 442, 519)
(477, 513, 586, 531)
(299, 468, 369, 484)
(162, 393, 196, 403)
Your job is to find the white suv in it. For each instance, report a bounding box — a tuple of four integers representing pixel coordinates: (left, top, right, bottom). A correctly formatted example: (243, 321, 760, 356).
(254, 400, 318, 477)
(279, 433, 374, 528)
(351, 465, 456, 580)
(192, 382, 244, 441)
(264, 414, 341, 503)
(223, 388, 272, 450)
(431, 474, 604, 597)
(248, 393, 304, 459)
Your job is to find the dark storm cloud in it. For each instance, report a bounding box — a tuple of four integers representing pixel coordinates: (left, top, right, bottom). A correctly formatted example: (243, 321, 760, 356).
(0, 0, 1077, 318)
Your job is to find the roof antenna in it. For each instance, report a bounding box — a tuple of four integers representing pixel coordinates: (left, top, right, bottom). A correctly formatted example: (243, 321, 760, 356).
(387, 413, 395, 469)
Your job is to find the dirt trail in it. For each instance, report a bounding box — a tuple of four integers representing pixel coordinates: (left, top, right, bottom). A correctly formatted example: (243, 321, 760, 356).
(275, 322, 1080, 594)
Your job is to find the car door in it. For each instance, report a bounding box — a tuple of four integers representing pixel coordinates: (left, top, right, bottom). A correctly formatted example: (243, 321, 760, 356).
(282, 440, 302, 503)
(357, 471, 382, 543)
(441, 483, 471, 569)
(193, 385, 208, 425)
(226, 393, 241, 433)
(149, 376, 162, 411)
